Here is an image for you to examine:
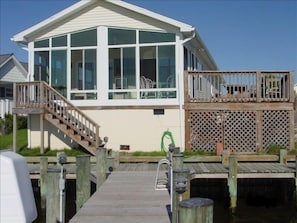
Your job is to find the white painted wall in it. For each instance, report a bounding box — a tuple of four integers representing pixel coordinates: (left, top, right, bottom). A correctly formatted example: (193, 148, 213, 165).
(29, 108, 183, 152)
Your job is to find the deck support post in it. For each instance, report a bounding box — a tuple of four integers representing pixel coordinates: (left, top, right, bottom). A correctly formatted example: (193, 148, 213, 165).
(13, 114, 17, 152)
(96, 148, 107, 189)
(40, 82, 44, 154)
(228, 156, 238, 214)
(12, 82, 17, 153)
(172, 153, 184, 223)
(222, 150, 230, 167)
(40, 114, 44, 154)
(40, 157, 48, 212)
(46, 168, 65, 223)
(279, 149, 287, 164)
(76, 155, 91, 212)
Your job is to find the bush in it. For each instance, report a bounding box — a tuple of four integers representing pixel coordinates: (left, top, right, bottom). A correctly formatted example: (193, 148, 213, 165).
(0, 114, 27, 135)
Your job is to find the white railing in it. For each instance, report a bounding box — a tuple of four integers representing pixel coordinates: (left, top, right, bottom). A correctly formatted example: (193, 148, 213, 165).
(0, 99, 13, 119)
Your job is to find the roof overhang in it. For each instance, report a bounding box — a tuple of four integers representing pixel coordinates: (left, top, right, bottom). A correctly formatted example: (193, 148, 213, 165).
(11, 0, 195, 44)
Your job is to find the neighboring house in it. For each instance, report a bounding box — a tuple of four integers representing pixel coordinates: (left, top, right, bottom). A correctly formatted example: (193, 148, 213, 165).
(11, 0, 217, 152)
(0, 54, 27, 119)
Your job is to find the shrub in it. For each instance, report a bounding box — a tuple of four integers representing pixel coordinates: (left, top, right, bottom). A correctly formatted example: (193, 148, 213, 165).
(0, 114, 27, 135)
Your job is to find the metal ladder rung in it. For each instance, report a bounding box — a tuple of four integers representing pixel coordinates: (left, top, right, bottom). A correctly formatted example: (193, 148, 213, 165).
(155, 158, 170, 190)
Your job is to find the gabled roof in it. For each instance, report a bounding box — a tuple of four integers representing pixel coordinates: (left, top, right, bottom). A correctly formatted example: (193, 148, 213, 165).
(12, 0, 194, 43)
(0, 54, 28, 82)
(11, 0, 217, 69)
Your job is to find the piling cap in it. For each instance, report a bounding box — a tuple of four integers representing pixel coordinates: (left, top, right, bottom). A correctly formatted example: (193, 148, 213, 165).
(179, 198, 213, 208)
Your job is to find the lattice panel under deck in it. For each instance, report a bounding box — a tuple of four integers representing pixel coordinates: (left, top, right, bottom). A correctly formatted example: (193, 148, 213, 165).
(223, 111, 257, 153)
(189, 111, 257, 153)
(262, 111, 289, 149)
(189, 111, 222, 152)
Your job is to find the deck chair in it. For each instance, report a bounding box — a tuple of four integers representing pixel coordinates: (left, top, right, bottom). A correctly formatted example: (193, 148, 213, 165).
(140, 76, 156, 98)
(265, 77, 281, 98)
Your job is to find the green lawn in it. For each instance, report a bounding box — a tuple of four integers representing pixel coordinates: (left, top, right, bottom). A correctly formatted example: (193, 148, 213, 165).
(0, 129, 27, 151)
(0, 129, 85, 156)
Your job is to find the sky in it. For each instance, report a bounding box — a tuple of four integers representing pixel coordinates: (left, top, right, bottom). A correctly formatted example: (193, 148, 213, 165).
(0, 0, 296, 78)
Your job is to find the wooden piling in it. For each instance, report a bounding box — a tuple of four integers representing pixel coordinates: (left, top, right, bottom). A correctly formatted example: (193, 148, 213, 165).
(295, 155, 297, 207)
(172, 153, 184, 223)
(96, 148, 107, 189)
(40, 157, 48, 210)
(179, 198, 213, 223)
(228, 156, 238, 213)
(76, 155, 91, 211)
(279, 149, 287, 164)
(222, 150, 230, 167)
(46, 168, 65, 223)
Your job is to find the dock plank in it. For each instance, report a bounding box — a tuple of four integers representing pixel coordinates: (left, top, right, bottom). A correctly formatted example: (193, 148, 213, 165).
(70, 171, 170, 223)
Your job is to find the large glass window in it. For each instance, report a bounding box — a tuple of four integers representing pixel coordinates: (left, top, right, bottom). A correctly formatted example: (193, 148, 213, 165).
(71, 29, 97, 47)
(52, 35, 67, 47)
(140, 46, 156, 84)
(139, 31, 175, 43)
(158, 45, 175, 88)
(71, 49, 97, 95)
(51, 50, 67, 96)
(34, 51, 49, 82)
(140, 45, 176, 98)
(109, 47, 136, 99)
(70, 49, 97, 100)
(34, 39, 49, 48)
(108, 28, 136, 45)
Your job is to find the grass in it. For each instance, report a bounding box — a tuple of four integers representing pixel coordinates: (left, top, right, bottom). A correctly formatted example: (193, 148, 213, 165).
(131, 151, 167, 156)
(0, 129, 28, 151)
(18, 147, 86, 157)
(0, 129, 86, 156)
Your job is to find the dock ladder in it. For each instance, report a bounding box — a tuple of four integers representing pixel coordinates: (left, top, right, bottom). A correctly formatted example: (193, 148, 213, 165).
(154, 158, 171, 190)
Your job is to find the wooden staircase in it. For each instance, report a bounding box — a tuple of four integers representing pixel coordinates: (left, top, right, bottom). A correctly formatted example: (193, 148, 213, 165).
(13, 81, 101, 155)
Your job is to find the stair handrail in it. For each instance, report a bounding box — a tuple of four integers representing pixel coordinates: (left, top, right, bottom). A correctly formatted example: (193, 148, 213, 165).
(14, 81, 101, 148)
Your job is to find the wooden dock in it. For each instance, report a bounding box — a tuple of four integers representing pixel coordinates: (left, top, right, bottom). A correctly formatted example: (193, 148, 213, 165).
(69, 171, 171, 223)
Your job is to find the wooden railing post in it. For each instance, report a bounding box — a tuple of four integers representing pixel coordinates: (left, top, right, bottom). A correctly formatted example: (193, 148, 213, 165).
(95, 125, 100, 148)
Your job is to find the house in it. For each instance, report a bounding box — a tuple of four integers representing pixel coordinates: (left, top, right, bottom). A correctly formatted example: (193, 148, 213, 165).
(0, 54, 27, 119)
(11, 0, 218, 153)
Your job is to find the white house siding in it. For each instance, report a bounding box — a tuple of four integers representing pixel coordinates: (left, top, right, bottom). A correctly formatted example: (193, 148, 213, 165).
(38, 1, 179, 40)
(0, 60, 26, 83)
(29, 109, 183, 152)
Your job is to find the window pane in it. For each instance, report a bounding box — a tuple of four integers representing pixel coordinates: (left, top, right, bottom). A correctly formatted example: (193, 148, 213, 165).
(51, 50, 67, 96)
(71, 29, 97, 47)
(140, 46, 156, 85)
(34, 51, 49, 82)
(123, 47, 136, 89)
(71, 50, 82, 90)
(52, 35, 67, 47)
(158, 45, 175, 88)
(34, 39, 49, 48)
(109, 48, 121, 89)
(139, 31, 175, 43)
(108, 28, 136, 45)
(85, 49, 96, 90)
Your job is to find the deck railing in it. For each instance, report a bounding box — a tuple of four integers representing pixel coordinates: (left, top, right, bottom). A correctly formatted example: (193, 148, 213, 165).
(14, 81, 101, 148)
(185, 71, 294, 103)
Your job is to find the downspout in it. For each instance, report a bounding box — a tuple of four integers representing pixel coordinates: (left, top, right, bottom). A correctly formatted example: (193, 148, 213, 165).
(178, 29, 195, 151)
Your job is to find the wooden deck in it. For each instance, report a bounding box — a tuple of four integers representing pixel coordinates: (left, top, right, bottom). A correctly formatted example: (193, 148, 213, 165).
(28, 160, 297, 220)
(69, 171, 171, 223)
